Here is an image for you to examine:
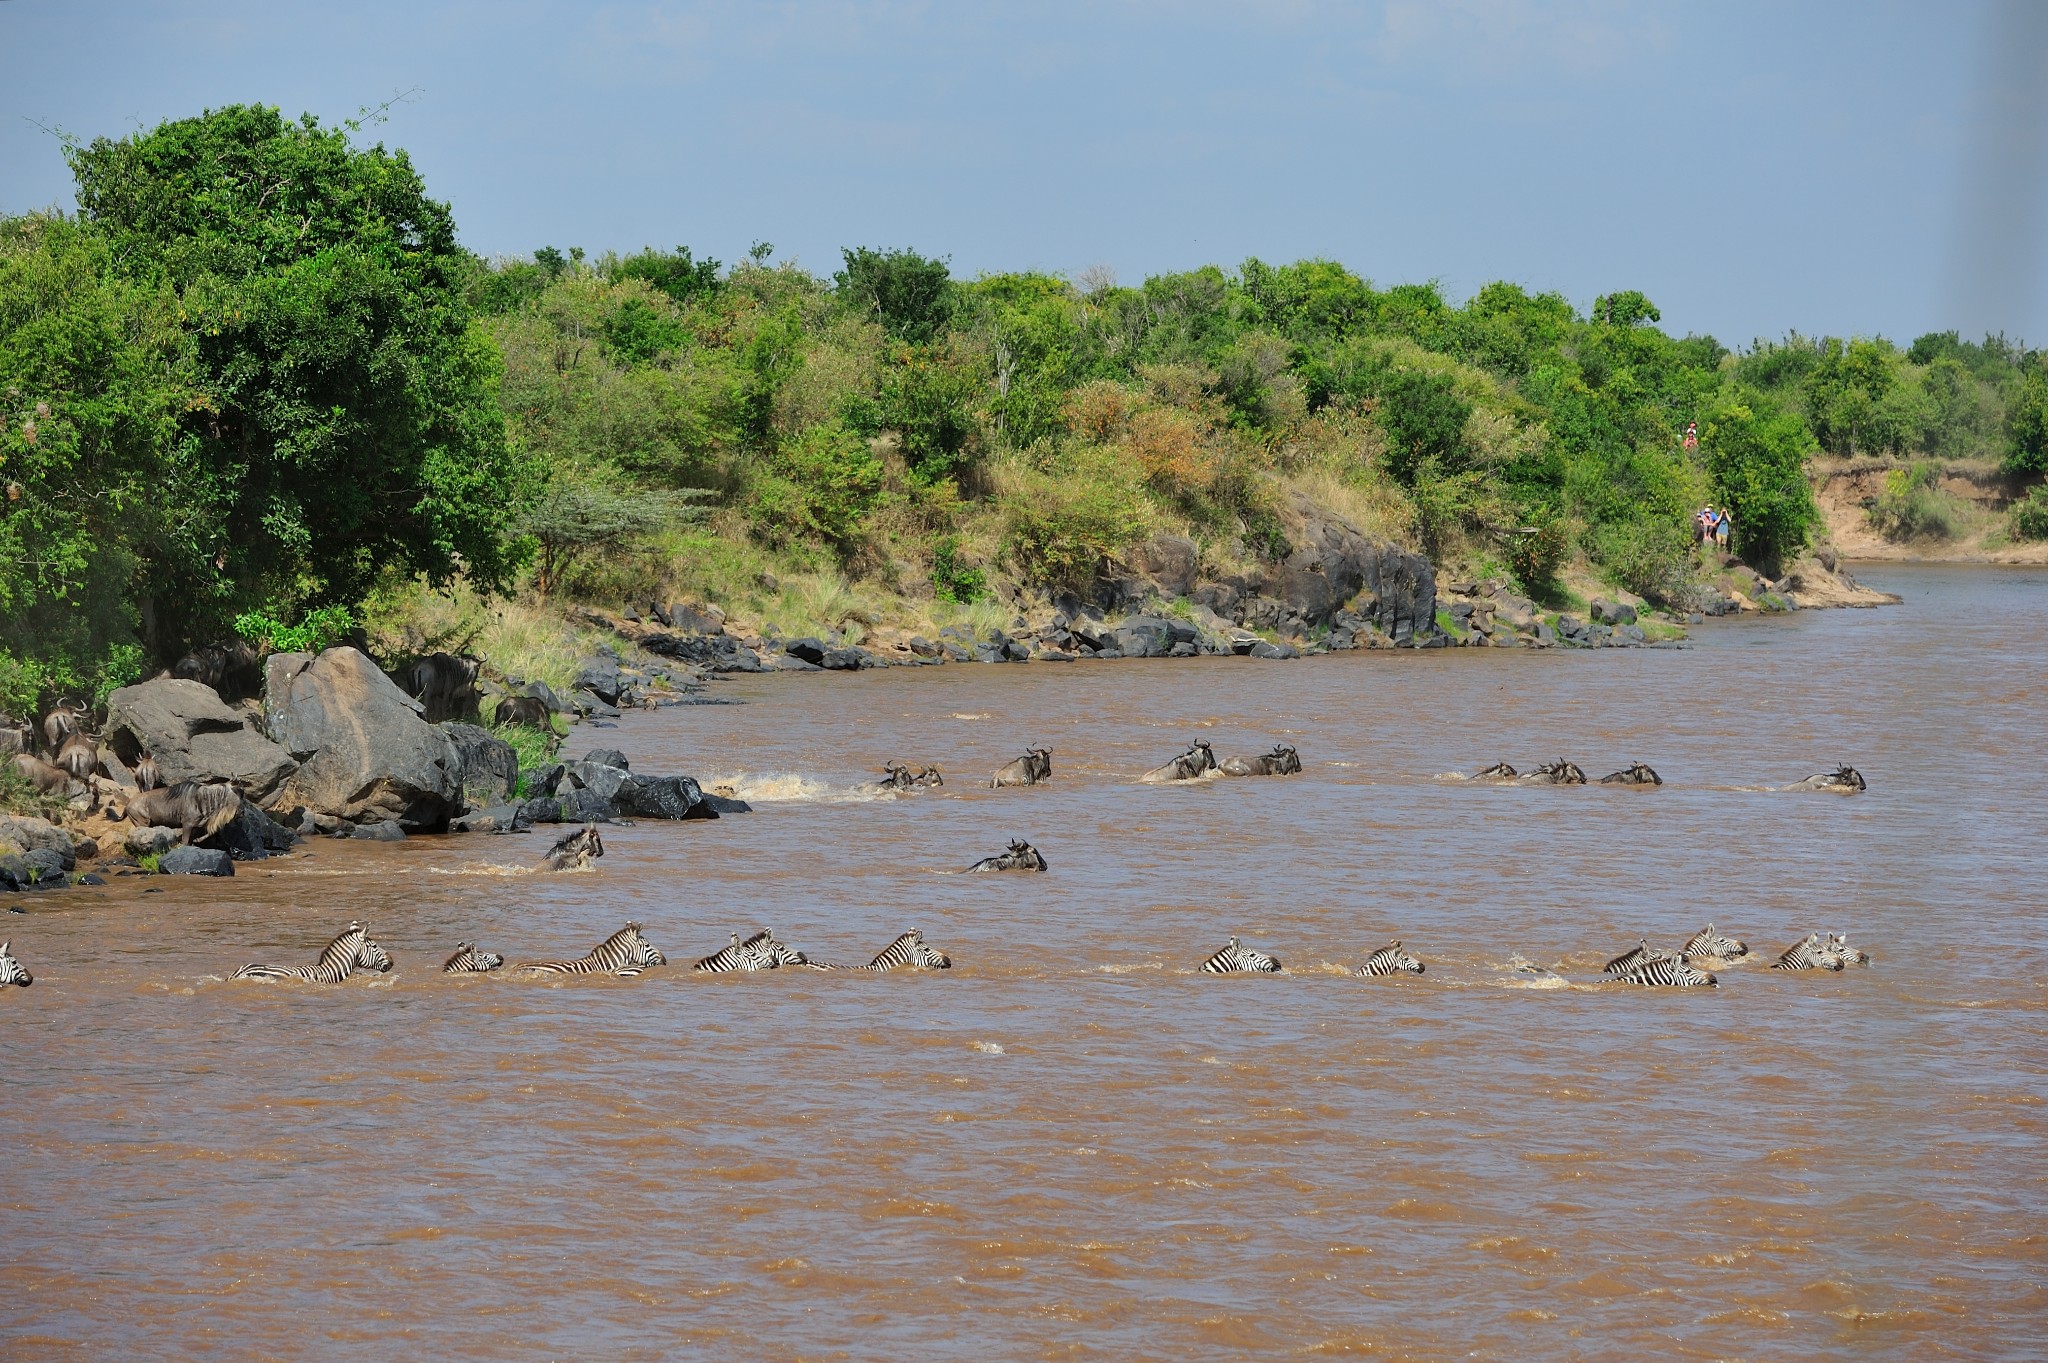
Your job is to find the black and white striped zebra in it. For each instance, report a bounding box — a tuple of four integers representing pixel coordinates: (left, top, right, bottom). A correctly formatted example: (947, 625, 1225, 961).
(441, 942, 504, 974)
(233, 922, 393, 982)
(514, 922, 665, 977)
(1199, 936, 1282, 974)
(1356, 940, 1424, 977)
(1609, 955, 1717, 987)
(1825, 933, 1871, 967)
(1602, 939, 1678, 977)
(1771, 933, 1845, 972)
(693, 929, 805, 973)
(0, 939, 30, 987)
(799, 929, 951, 971)
(1683, 925, 1747, 960)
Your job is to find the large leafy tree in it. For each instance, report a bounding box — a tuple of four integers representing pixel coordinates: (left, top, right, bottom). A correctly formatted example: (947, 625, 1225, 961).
(67, 104, 527, 652)
(1703, 391, 1820, 574)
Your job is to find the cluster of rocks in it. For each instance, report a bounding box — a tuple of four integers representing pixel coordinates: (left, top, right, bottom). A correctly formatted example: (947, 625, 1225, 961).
(449, 748, 748, 834)
(1434, 583, 1679, 650)
(0, 814, 104, 896)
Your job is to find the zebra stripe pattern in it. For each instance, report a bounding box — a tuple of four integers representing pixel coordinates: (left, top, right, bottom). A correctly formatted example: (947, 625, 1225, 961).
(1602, 940, 1677, 977)
(693, 929, 806, 973)
(1200, 936, 1282, 974)
(1609, 955, 1717, 987)
(234, 922, 393, 982)
(0, 939, 30, 987)
(1356, 940, 1425, 977)
(1771, 933, 1845, 972)
(441, 942, 504, 974)
(515, 922, 666, 977)
(1684, 924, 1747, 960)
(800, 929, 951, 972)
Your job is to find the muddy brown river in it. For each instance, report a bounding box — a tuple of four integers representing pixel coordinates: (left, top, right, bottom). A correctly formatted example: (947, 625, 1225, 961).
(4, 564, 2045, 1360)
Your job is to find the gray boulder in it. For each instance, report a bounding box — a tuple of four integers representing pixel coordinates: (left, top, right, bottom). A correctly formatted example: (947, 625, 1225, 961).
(520, 763, 566, 799)
(1590, 598, 1638, 626)
(125, 825, 184, 858)
(450, 803, 528, 834)
(159, 845, 234, 876)
(1270, 493, 1436, 643)
(0, 814, 78, 868)
(19, 847, 70, 886)
(1113, 616, 1174, 658)
(783, 637, 826, 665)
(585, 748, 629, 770)
(820, 647, 873, 671)
(103, 678, 298, 801)
(265, 647, 465, 830)
(353, 820, 408, 842)
(0, 852, 28, 890)
(440, 723, 521, 807)
(620, 774, 719, 820)
(1249, 639, 1300, 660)
(562, 759, 635, 805)
(1132, 534, 1200, 597)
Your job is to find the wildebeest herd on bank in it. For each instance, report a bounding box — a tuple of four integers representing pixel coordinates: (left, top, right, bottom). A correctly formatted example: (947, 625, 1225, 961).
(0, 727, 1875, 991)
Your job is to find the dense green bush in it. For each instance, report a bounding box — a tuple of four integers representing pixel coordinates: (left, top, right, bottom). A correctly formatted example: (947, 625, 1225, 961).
(2006, 484, 2048, 540)
(1702, 394, 1820, 573)
(1866, 464, 1970, 542)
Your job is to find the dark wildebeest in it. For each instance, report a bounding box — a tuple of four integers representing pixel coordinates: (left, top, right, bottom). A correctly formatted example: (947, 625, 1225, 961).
(493, 695, 554, 730)
(1469, 762, 1518, 782)
(988, 747, 1052, 788)
(1598, 762, 1663, 786)
(125, 780, 242, 844)
(132, 753, 163, 791)
(539, 824, 604, 872)
(1517, 759, 1587, 786)
(872, 761, 944, 792)
(1784, 764, 1865, 794)
(172, 641, 261, 701)
(10, 753, 83, 800)
(397, 652, 482, 723)
(965, 839, 1047, 873)
(1219, 743, 1301, 777)
(54, 730, 98, 782)
(1140, 739, 1217, 783)
(41, 699, 84, 753)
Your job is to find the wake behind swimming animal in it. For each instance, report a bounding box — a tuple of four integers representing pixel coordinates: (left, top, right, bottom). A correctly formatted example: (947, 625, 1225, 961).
(965, 839, 1047, 872)
(1219, 743, 1300, 777)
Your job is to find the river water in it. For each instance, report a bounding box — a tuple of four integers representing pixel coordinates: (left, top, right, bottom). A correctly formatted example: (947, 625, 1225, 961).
(3, 564, 2044, 1361)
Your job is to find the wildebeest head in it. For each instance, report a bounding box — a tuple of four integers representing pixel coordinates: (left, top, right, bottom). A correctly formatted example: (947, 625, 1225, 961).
(542, 824, 604, 870)
(1474, 762, 1517, 780)
(1831, 765, 1866, 791)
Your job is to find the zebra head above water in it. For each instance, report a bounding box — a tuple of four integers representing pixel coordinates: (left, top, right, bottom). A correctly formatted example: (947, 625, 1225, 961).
(0, 940, 31, 987)
(442, 942, 505, 974)
(1200, 936, 1282, 974)
(1683, 925, 1747, 960)
(1357, 940, 1425, 977)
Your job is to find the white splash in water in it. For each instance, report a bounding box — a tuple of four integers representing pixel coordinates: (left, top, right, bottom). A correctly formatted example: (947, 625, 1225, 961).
(972, 1041, 1005, 1055)
(701, 771, 894, 804)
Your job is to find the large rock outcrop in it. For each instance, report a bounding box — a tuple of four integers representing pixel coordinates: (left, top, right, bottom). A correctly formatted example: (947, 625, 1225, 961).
(439, 722, 520, 807)
(103, 679, 298, 800)
(264, 648, 465, 829)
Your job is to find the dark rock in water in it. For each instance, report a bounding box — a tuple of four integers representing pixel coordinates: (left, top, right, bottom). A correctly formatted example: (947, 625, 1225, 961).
(1168, 641, 1198, 658)
(265, 646, 465, 830)
(641, 633, 763, 673)
(1113, 616, 1175, 658)
(519, 795, 568, 825)
(520, 763, 566, 799)
(439, 722, 521, 806)
(941, 643, 971, 663)
(700, 792, 752, 814)
(201, 801, 299, 862)
(619, 775, 717, 820)
(1002, 640, 1033, 662)
(0, 852, 27, 890)
(906, 636, 941, 658)
(159, 845, 235, 876)
(450, 804, 529, 834)
(1617, 623, 1648, 644)
(76, 872, 105, 886)
(559, 787, 617, 823)
(585, 748, 629, 771)
(1249, 640, 1300, 660)
(972, 643, 1005, 664)
(19, 848, 69, 886)
(784, 637, 827, 665)
(820, 647, 872, 671)
(1533, 619, 1557, 645)
(571, 689, 622, 719)
(1557, 614, 1587, 639)
(1038, 649, 1077, 662)
(562, 760, 634, 805)
(353, 820, 408, 842)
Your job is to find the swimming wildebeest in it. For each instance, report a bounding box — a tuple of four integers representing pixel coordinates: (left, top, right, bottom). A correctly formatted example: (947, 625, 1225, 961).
(172, 641, 261, 700)
(965, 839, 1047, 872)
(1598, 762, 1662, 786)
(396, 652, 482, 723)
(1518, 759, 1587, 786)
(124, 780, 243, 845)
(1140, 739, 1217, 783)
(539, 824, 604, 871)
(10, 753, 84, 801)
(492, 694, 554, 730)
(1784, 764, 1865, 794)
(872, 761, 943, 791)
(1469, 762, 1519, 782)
(1219, 743, 1301, 777)
(989, 747, 1052, 788)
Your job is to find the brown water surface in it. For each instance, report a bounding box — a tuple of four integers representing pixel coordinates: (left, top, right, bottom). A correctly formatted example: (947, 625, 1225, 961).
(4, 564, 2046, 1360)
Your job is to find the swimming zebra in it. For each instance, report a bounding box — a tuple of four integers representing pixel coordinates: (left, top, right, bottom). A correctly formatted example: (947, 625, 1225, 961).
(1771, 933, 1845, 972)
(514, 922, 666, 977)
(1609, 955, 1717, 987)
(693, 929, 806, 973)
(798, 929, 952, 971)
(441, 942, 505, 974)
(1683, 925, 1747, 960)
(1199, 936, 1282, 974)
(1355, 940, 1425, 976)
(233, 922, 394, 982)
(1825, 933, 1872, 967)
(0, 940, 30, 987)
(1602, 939, 1678, 976)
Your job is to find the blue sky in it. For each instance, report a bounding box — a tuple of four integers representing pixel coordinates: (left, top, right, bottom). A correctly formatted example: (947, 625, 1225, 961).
(3, 1, 2044, 348)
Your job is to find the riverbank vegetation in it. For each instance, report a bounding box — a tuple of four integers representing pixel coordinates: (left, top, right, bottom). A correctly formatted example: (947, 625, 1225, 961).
(4, 104, 2045, 711)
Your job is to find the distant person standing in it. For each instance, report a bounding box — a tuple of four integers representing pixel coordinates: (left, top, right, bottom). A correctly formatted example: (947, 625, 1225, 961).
(1715, 507, 1732, 552)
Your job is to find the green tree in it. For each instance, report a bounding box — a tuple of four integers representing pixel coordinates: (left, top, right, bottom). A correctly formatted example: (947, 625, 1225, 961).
(1702, 393, 1819, 573)
(2004, 363, 2048, 474)
(835, 247, 954, 344)
(68, 104, 527, 652)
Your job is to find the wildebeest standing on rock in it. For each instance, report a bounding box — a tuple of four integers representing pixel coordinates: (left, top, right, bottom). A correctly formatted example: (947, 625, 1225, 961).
(1784, 764, 1865, 794)
(132, 753, 162, 791)
(41, 699, 85, 753)
(11, 752, 83, 801)
(1220, 743, 1301, 777)
(989, 747, 1052, 788)
(965, 839, 1047, 872)
(1141, 740, 1217, 783)
(53, 729, 98, 781)
(493, 695, 554, 730)
(539, 824, 604, 871)
(396, 652, 482, 723)
(172, 641, 261, 701)
(125, 780, 242, 845)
